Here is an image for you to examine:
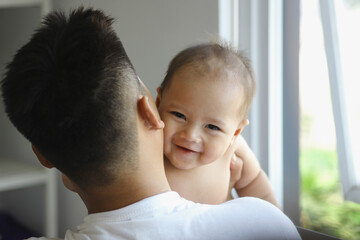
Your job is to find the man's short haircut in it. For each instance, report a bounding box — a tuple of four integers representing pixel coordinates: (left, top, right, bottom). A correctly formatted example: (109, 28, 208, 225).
(159, 42, 256, 120)
(1, 7, 144, 188)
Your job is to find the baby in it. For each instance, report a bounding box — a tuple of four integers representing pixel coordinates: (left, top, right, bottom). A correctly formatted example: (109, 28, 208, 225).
(156, 42, 279, 207)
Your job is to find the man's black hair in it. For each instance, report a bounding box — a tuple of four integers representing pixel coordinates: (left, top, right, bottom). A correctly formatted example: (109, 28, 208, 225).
(1, 7, 142, 187)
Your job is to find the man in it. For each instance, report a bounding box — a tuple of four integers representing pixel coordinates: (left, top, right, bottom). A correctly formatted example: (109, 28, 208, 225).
(1, 7, 300, 239)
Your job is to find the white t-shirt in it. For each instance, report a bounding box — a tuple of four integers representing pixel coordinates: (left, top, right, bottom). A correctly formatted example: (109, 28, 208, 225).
(28, 191, 300, 240)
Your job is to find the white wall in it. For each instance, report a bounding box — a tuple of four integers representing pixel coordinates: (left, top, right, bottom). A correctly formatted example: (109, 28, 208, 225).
(0, 5, 49, 234)
(53, 0, 219, 97)
(0, 0, 218, 236)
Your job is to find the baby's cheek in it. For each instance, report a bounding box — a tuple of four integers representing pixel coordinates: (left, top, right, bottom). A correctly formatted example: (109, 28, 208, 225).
(203, 141, 230, 165)
(200, 147, 221, 165)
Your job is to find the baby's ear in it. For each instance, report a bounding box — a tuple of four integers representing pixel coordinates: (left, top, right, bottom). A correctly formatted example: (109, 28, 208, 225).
(32, 145, 54, 169)
(155, 87, 161, 108)
(234, 119, 250, 136)
(138, 95, 164, 130)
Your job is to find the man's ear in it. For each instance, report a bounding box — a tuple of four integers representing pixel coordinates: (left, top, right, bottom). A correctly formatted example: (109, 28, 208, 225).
(155, 87, 161, 108)
(32, 145, 54, 169)
(138, 95, 164, 130)
(234, 119, 250, 137)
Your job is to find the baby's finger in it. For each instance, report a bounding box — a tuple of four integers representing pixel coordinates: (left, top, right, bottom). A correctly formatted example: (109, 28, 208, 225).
(227, 155, 243, 200)
(230, 154, 243, 185)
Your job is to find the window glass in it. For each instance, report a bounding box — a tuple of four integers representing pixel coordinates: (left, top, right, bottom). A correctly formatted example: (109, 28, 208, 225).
(300, 0, 360, 239)
(335, 0, 360, 179)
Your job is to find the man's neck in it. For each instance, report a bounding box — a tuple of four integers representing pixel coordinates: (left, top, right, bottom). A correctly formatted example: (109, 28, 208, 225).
(80, 167, 171, 214)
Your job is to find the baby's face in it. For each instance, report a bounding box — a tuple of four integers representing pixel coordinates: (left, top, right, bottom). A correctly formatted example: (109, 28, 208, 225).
(157, 66, 243, 170)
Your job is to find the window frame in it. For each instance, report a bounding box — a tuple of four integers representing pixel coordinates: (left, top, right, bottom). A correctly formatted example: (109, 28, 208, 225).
(219, 0, 301, 224)
(319, 0, 360, 203)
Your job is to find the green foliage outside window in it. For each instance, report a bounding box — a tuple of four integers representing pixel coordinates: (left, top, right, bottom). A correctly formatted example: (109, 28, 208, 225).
(301, 148, 360, 239)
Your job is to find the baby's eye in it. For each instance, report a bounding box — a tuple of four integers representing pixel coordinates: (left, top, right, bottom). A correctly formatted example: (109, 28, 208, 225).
(206, 124, 221, 131)
(170, 111, 186, 120)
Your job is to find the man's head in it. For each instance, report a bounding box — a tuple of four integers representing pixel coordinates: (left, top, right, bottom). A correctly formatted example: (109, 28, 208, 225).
(1, 8, 146, 189)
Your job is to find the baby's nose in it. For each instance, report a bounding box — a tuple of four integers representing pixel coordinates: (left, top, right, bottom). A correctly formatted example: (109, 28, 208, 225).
(180, 125, 201, 143)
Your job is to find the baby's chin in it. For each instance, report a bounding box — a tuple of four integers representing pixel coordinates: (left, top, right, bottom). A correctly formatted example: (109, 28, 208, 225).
(163, 154, 197, 170)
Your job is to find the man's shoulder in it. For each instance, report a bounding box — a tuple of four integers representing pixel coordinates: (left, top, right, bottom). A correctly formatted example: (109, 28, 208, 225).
(176, 197, 301, 239)
(214, 197, 289, 220)
(175, 196, 292, 227)
(29, 196, 300, 240)
(207, 196, 277, 210)
(222, 196, 276, 208)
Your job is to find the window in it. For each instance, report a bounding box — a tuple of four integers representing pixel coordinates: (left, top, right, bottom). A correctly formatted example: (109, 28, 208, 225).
(219, 0, 360, 237)
(300, 0, 360, 238)
(219, 0, 300, 223)
(322, 0, 360, 201)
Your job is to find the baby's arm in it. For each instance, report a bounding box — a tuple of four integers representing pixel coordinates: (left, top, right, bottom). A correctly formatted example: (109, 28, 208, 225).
(231, 135, 280, 208)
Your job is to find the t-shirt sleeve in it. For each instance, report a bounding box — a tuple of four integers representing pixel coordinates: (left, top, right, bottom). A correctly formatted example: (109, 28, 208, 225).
(220, 197, 301, 239)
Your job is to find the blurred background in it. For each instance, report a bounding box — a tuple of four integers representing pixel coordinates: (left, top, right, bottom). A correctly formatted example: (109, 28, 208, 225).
(0, 0, 359, 239)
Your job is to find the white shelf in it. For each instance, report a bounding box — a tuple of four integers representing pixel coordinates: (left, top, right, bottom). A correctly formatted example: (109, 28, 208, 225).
(0, 1, 56, 236)
(0, 158, 58, 237)
(0, 158, 48, 192)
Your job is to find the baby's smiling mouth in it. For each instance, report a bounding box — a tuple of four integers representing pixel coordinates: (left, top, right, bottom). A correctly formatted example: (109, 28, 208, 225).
(175, 144, 198, 153)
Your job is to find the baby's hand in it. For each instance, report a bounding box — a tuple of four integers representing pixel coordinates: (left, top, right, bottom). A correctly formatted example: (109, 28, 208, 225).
(230, 135, 280, 208)
(232, 135, 261, 190)
(227, 154, 243, 200)
(226, 135, 260, 200)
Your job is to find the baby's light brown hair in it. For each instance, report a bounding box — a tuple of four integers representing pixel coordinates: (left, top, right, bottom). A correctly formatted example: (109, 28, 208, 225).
(159, 42, 256, 121)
